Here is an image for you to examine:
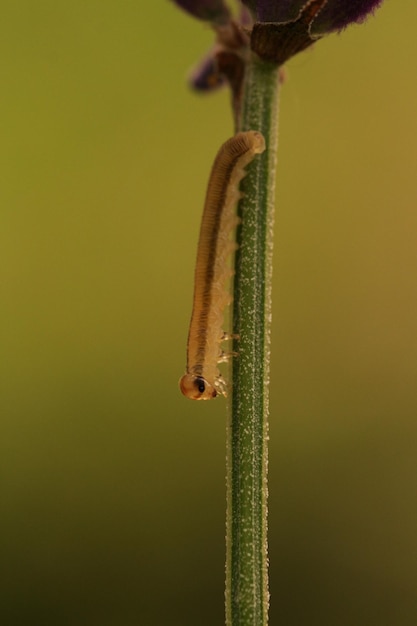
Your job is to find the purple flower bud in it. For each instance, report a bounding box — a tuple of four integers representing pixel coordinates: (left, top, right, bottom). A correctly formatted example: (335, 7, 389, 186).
(242, 1, 307, 23)
(189, 52, 226, 91)
(311, 0, 384, 35)
(171, 0, 231, 24)
(242, 0, 384, 32)
(246, 0, 385, 64)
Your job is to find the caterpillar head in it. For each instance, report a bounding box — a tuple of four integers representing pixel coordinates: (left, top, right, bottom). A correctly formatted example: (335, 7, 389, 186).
(179, 374, 217, 400)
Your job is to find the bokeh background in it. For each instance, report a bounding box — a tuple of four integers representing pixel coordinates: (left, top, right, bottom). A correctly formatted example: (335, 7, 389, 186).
(1, 2, 417, 625)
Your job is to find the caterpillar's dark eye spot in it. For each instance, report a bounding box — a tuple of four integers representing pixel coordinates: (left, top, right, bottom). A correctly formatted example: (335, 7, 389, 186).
(195, 377, 205, 394)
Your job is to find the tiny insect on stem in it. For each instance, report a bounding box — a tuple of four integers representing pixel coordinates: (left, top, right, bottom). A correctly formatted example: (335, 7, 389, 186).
(179, 130, 266, 400)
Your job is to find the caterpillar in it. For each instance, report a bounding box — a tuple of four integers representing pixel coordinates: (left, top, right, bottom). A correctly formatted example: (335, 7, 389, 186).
(179, 130, 266, 400)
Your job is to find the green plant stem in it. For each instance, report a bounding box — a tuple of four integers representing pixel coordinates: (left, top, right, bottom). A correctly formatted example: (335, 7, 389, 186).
(226, 55, 280, 626)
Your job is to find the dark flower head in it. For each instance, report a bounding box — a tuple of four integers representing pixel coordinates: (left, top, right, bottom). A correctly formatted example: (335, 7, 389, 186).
(246, 0, 385, 64)
(310, 0, 385, 35)
(171, 0, 231, 24)
(242, 0, 384, 33)
(243, 1, 306, 23)
(172, 1, 386, 84)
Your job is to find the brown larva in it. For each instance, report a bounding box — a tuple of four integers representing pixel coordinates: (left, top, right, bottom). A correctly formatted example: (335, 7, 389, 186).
(179, 130, 266, 400)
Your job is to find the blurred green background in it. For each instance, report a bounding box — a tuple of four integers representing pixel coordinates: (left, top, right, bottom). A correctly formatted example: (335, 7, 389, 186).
(1, 2, 417, 625)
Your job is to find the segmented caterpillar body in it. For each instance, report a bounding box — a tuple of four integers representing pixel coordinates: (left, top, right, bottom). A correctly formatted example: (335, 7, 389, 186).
(180, 130, 266, 400)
